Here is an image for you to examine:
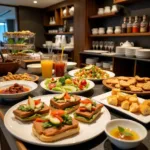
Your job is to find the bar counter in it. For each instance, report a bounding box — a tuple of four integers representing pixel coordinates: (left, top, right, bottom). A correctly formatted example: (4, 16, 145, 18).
(0, 68, 150, 150)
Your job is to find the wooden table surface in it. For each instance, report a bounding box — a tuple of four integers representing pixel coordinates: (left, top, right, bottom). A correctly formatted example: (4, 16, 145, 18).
(0, 68, 150, 150)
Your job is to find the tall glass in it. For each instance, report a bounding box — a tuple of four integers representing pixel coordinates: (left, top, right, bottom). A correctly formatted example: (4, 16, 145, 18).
(40, 54, 53, 78)
(53, 54, 68, 77)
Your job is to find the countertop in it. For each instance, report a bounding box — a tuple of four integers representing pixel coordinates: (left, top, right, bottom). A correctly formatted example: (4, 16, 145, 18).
(0, 68, 150, 150)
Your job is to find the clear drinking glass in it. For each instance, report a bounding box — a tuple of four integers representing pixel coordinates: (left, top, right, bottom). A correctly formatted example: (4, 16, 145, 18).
(104, 41, 108, 50)
(99, 41, 103, 50)
(95, 41, 99, 50)
(92, 41, 96, 50)
(40, 53, 53, 78)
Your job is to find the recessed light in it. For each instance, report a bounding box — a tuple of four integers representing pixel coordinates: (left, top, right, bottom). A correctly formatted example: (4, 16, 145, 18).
(33, 1, 37, 4)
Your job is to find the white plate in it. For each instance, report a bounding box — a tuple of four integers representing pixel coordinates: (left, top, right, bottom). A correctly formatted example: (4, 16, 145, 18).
(4, 94, 111, 147)
(40, 78, 95, 94)
(68, 69, 115, 81)
(0, 80, 38, 101)
(92, 91, 150, 124)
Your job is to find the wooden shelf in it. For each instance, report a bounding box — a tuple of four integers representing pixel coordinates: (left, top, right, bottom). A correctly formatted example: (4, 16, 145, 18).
(45, 32, 74, 35)
(89, 12, 116, 19)
(62, 15, 74, 19)
(113, 0, 137, 4)
(44, 24, 63, 27)
(89, 32, 150, 37)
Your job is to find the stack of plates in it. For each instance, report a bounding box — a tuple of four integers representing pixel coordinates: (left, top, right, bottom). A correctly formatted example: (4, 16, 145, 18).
(136, 49, 150, 59)
(125, 47, 141, 57)
(115, 47, 125, 56)
(86, 58, 99, 65)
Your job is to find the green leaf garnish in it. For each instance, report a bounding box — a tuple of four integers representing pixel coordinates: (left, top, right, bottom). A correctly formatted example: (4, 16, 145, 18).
(118, 126, 133, 137)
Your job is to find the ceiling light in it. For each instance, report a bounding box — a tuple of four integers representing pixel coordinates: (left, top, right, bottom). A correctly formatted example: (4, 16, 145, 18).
(33, 1, 37, 4)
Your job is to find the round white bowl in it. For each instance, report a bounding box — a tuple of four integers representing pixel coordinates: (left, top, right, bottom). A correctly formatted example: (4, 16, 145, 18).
(105, 119, 147, 149)
(27, 64, 42, 74)
(0, 80, 38, 101)
(67, 62, 77, 70)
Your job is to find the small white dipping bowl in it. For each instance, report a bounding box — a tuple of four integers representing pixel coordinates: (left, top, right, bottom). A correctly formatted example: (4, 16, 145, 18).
(105, 119, 147, 149)
(27, 64, 42, 74)
(67, 62, 77, 70)
(0, 80, 38, 101)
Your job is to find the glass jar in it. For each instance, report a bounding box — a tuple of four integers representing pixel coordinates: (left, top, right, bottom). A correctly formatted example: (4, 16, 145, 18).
(122, 17, 127, 33)
(140, 15, 148, 33)
(107, 27, 113, 34)
(127, 17, 133, 33)
(115, 26, 121, 34)
(132, 16, 140, 33)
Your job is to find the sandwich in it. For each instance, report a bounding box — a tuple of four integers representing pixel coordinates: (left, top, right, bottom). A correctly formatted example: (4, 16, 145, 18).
(74, 99, 103, 123)
(50, 92, 81, 114)
(13, 97, 50, 122)
(32, 109, 79, 142)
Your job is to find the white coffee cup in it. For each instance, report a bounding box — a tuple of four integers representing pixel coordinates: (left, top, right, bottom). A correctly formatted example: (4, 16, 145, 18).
(107, 27, 113, 34)
(111, 5, 118, 13)
(104, 6, 111, 14)
(99, 27, 105, 34)
(98, 8, 104, 15)
(92, 28, 98, 35)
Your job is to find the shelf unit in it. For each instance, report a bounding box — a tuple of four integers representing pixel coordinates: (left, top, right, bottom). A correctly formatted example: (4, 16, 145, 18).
(62, 15, 74, 19)
(89, 33, 150, 37)
(89, 12, 117, 19)
(45, 32, 74, 35)
(113, 0, 138, 4)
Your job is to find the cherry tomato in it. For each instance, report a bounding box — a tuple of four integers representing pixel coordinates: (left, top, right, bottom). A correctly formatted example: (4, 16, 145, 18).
(92, 107, 96, 111)
(79, 84, 84, 90)
(51, 110, 65, 116)
(81, 99, 92, 104)
(54, 115, 63, 123)
(81, 79, 87, 86)
(64, 92, 71, 99)
(34, 99, 41, 105)
(79, 107, 87, 111)
(48, 83, 56, 90)
(35, 118, 48, 122)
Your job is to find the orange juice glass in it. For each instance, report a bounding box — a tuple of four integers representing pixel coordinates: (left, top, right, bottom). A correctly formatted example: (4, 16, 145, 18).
(41, 54, 53, 78)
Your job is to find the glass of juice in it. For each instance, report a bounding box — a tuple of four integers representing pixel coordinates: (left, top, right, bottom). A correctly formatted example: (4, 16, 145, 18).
(40, 54, 53, 78)
(54, 54, 68, 77)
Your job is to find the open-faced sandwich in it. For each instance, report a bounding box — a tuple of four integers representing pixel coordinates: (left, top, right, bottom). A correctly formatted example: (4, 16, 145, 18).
(50, 92, 81, 114)
(74, 99, 103, 123)
(13, 97, 50, 122)
(32, 110, 80, 142)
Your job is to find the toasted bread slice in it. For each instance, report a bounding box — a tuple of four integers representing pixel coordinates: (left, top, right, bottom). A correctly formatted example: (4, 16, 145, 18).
(32, 119, 79, 142)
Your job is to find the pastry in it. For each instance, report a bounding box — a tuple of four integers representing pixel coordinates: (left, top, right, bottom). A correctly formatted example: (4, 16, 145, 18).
(142, 82, 150, 91)
(112, 88, 120, 95)
(121, 100, 130, 110)
(107, 95, 118, 106)
(117, 76, 129, 81)
(129, 103, 139, 113)
(120, 80, 130, 87)
(129, 86, 142, 92)
(139, 104, 150, 116)
(135, 76, 145, 82)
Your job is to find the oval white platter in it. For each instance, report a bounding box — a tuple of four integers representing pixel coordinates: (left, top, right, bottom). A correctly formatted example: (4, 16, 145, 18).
(4, 94, 111, 147)
(40, 78, 95, 94)
(68, 69, 115, 81)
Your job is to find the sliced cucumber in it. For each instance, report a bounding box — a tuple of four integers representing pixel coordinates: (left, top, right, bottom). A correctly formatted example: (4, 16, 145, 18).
(49, 115, 61, 125)
(28, 97, 35, 109)
(63, 85, 77, 92)
(52, 87, 65, 92)
(54, 93, 65, 100)
(85, 103, 92, 111)
(34, 103, 44, 112)
(85, 65, 93, 70)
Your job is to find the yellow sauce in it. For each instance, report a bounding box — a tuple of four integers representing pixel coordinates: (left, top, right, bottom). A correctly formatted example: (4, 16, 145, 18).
(110, 127, 140, 140)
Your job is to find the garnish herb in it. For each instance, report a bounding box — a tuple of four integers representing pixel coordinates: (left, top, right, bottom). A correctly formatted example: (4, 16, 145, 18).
(118, 126, 133, 137)
(18, 105, 33, 111)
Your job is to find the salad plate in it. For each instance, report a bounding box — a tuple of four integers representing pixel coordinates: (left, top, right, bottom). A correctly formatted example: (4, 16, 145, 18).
(4, 94, 111, 147)
(40, 76, 95, 94)
(68, 65, 115, 81)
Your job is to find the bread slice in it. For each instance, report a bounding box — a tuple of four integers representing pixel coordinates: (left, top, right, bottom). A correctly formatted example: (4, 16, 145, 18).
(32, 125, 80, 142)
(50, 104, 79, 114)
(74, 110, 101, 123)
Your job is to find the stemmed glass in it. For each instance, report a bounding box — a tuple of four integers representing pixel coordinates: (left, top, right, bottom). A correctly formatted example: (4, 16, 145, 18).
(95, 41, 99, 50)
(92, 41, 96, 50)
(99, 41, 103, 50)
(110, 41, 115, 53)
(104, 41, 108, 51)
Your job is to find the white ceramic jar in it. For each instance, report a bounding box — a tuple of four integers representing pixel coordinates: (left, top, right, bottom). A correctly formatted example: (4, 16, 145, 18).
(104, 6, 111, 14)
(63, 9, 67, 17)
(69, 6, 74, 16)
(92, 28, 98, 35)
(99, 27, 105, 34)
(111, 5, 118, 13)
(69, 26, 74, 32)
(115, 26, 121, 34)
(98, 8, 104, 15)
(107, 27, 113, 34)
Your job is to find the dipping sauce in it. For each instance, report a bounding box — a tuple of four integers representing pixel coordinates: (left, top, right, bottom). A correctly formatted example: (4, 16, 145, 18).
(110, 127, 140, 140)
(0, 83, 30, 94)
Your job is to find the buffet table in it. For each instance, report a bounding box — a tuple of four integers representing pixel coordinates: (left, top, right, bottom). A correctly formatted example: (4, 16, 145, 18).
(0, 68, 150, 150)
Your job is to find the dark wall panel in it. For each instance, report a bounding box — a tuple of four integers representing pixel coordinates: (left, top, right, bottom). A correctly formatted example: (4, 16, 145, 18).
(18, 6, 45, 48)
